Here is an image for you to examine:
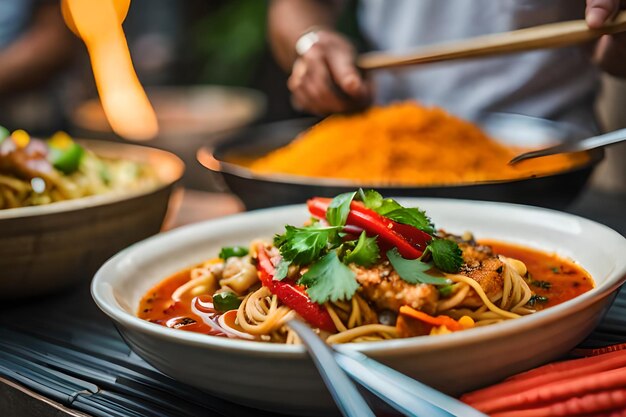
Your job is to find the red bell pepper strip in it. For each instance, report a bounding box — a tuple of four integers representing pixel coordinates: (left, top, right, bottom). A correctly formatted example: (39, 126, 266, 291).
(256, 244, 336, 332)
(307, 198, 432, 259)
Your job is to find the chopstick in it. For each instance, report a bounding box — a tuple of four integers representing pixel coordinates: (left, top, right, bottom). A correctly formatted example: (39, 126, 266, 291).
(288, 320, 487, 417)
(335, 348, 487, 417)
(357, 11, 626, 70)
(333, 352, 453, 417)
(287, 320, 376, 417)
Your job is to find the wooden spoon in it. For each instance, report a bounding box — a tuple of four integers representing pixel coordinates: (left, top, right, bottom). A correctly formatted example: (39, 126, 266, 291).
(357, 11, 626, 70)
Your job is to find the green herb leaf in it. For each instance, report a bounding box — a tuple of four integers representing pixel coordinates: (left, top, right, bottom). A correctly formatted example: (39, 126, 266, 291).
(384, 208, 435, 235)
(343, 231, 380, 267)
(387, 248, 451, 286)
(99, 162, 111, 185)
(274, 259, 290, 281)
(426, 239, 463, 273)
(213, 291, 242, 312)
(530, 280, 552, 290)
(274, 225, 340, 265)
(219, 246, 249, 260)
(357, 189, 383, 210)
(0, 126, 9, 143)
(376, 199, 404, 215)
(299, 252, 359, 304)
(527, 294, 549, 307)
(326, 191, 356, 227)
(438, 284, 456, 297)
(49, 142, 85, 175)
(358, 189, 401, 213)
(357, 189, 435, 234)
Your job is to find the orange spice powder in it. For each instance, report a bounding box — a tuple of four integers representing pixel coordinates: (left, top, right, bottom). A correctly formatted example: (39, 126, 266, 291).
(249, 102, 589, 185)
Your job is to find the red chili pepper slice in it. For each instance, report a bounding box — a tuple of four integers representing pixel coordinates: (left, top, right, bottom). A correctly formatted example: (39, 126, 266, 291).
(307, 198, 432, 259)
(255, 244, 336, 332)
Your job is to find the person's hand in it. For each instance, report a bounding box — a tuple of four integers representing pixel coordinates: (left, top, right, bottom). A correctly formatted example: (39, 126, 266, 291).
(288, 29, 371, 115)
(586, 0, 626, 76)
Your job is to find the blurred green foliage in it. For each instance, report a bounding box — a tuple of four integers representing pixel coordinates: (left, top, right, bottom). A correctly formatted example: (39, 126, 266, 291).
(192, 0, 268, 86)
(190, 0, 362, 87)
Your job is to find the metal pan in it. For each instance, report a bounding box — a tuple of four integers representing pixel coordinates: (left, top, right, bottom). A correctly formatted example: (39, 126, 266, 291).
(198, 114, 603, 210)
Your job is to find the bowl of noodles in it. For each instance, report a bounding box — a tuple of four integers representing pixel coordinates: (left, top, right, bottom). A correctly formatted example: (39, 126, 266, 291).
(198, 102, 602, 210)
(0, 130, 184, 298)
(92, 191, 626, 414)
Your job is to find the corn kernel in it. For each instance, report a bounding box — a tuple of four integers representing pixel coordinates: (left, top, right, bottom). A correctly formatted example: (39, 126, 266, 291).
(49, 131, 73, 149)
(458, 315, 475, 329)
(429, 325, 452, 336)
(12, 130, 30, 148)
(191, 285, 208, 296)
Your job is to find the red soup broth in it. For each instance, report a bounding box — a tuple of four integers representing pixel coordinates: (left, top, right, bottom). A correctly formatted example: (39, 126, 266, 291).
(482, 240, 593, 310)
(138, 266, 225, 336)
(138, 241, 594, 334)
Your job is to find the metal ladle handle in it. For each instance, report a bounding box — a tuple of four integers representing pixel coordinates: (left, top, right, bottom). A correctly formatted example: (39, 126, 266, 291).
(509, 128, 626, 164)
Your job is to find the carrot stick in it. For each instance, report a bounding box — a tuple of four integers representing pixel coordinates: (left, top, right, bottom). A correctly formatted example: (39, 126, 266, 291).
(399, 305, 463, 331)
(470, 367, 626, 414)
(508, 349, 626, 382)
(462, 349, 626, 404)
(490, 388, 626, 417)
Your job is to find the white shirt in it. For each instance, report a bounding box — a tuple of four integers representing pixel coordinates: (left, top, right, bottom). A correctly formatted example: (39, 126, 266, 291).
(0, 0, 33, 48)
(358, 0, 599, 130)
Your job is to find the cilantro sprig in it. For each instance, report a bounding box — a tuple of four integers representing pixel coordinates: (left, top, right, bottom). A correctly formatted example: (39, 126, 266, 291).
(387, 248, 451, 286)
(298, 252, 360, 304)
(326, 191, 356, 227)
(342, 231, 380, 267)
(357, 189, 435, 234)
(423, 238, 464, 273)
(273, 214, 378, 303)
(218, 246, 249, 260)
(273, 224, 341, 265)
(358, 188, 462, 273)
(272, 189, 466, 304)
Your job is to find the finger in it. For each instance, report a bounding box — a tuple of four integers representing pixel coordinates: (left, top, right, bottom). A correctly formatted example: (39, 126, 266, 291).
(301, 80, 351, 114)
(305, 68, 354, 112)
(289, 59, 344, 114)
(291, 89, 329, 116)
(287, 59, 307, 92)
(586, 0, 620, 28)
(325, 47, 365, 98)
(301, 47, 355, 113)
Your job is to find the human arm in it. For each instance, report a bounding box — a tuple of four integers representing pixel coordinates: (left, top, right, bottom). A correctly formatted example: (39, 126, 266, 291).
(268, 0, 371, 114)
(0, 2, 76, 95)
(586, 0, 626, 77)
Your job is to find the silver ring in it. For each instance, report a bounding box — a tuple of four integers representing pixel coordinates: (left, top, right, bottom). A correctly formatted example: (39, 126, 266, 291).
(295, 31, 320, 56)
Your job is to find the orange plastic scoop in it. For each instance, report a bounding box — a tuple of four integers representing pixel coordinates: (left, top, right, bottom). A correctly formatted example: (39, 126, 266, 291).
(61, 0, 158, 141)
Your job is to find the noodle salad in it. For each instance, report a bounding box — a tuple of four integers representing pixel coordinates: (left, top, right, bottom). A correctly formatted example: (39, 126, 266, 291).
(0, 128, 159, 209)
(139, 190, 593, 344)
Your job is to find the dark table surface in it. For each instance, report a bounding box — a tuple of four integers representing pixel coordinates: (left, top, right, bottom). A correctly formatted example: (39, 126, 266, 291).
(1, 188, 625, 417)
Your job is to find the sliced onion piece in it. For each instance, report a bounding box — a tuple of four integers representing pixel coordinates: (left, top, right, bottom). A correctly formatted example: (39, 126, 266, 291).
(218, 310, 255, 340)
(192, 295, 215, 313)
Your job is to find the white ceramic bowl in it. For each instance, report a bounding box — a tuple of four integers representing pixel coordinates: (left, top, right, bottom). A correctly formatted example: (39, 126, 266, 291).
(92, 199, 626, 415)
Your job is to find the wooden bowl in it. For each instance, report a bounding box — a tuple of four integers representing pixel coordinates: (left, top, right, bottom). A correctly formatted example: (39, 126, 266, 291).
(0, 140, 184, 299)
